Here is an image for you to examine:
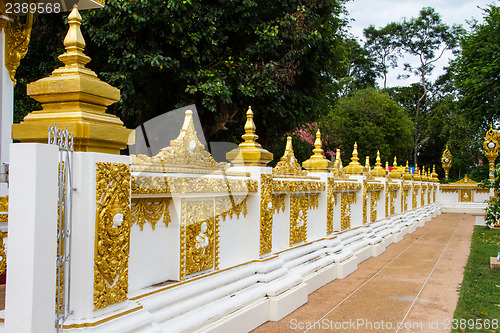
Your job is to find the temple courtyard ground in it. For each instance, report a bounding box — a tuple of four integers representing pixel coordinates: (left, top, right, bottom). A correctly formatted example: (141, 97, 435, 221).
(254, 213, 477, 333)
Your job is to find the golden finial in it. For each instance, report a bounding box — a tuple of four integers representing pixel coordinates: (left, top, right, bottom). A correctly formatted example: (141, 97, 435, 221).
(331, 148, 346, 178)
(421, 166, 428, 181)
(371, 150, 386, 177)
(302, 129, 333, 172)
(413, 164, 421, 181)
(403, 160, 412, 180)
(57, 6, 91, 69)
(226, 106, 273, 166)
(431, 165, 439, 182)
(389, 156, 401, 178)
(242, 106, 258, 144)
(344, 142, 364, 174)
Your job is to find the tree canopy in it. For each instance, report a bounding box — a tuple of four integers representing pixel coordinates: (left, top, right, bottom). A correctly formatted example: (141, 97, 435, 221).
(452, 5, 500, 131)
(323, 87, 414, 164)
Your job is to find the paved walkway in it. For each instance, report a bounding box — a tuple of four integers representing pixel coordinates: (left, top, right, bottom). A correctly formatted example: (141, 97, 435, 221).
(253, 213, 475, 333)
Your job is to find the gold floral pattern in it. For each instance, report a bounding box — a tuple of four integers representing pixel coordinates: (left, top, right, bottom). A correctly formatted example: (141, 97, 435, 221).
(94, 162, 131, 310)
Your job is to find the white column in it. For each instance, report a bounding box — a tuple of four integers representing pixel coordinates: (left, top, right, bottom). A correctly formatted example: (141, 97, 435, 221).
(0, 27, 13, 196)
(5, 143, 59, 333)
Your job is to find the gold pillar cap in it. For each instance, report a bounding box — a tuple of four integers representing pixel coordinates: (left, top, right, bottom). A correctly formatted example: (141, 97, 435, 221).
(344, 142, 364, 174)
(389, 156, 401, 178)
(371, 150, 386, 177)
(413, 164, 421, 181)
(12, 6, 132, 154)
(431, 165, 439, 182)
(403, 160, 412, 180)
(302, 129, 333, 172)
(226, 106, 273, 166)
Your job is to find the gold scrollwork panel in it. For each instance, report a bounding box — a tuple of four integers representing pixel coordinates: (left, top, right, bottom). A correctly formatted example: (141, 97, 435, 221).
(272, 194, 286, 214)
(390, 190, 398, 216)
(290, 195, 309, 246)
(0, 230, 6, 275)
(341, 193, 356, 230)
(370, 190, 381, 223)
(460, 189, 473, 202)
(260, 174, 273, 255)
(327, 178, 337, 235)
(94, 162, 131, 311)
(181, 200, 219, 280)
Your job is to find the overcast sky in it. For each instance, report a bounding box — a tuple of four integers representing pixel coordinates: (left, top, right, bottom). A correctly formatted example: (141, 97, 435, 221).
(345, 0, 500, 87)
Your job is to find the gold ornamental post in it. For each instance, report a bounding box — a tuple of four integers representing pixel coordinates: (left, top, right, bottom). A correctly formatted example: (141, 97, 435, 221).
(441, 145, 452, 180)
(483, 124, 500, 180)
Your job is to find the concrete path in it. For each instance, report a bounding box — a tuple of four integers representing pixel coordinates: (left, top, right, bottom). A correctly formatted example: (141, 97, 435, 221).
(253, 213, 475, 333)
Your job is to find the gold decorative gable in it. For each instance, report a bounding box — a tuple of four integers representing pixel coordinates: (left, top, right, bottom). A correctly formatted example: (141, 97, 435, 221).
(273, 137, 307, 177)
(132, 110, 228, 171)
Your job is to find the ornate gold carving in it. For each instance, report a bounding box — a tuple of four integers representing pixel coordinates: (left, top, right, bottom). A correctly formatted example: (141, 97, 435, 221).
(421, 185, 426, 206)
(441, 145, 453, 180)
(484, 124, 500, 179)
(0, 214, 7, 222)
(4, 8, 34, 83)
(327, 178, 337, 234)
(302, 130, 333, 172)
(370, 190, 380, 222)
(272, 179, 326, 193)
(272, 194, 286, 214)
(132, 110, 228, 171)
(329, 180, 362, 192)
(290, 196, 308, 245)
(0, 196, 8, 212)
(460, 189, 473, 202)
(273, 136, 307, 177)
(0, 230, 6, 275)
(476, 189, 490, 194)
(182, 200, 219, 278)
(341, 193, 356, 230)
(390, 188, 397, 216)
(131, 198, 171, 230)
(94, 162, 131, 310)
(132, 175, 258, 195)
(260, 174, 273, 255)
(362, 179, 368, 224)
(412, 184, 419, 208)
(216, 196, 248, 221)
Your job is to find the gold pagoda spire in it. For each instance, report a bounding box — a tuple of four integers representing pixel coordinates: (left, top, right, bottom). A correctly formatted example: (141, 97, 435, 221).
(431, 165, 439, 182)
(403, 160, 412, 180)
(344, 142, 364, 174)
(389, 156, 401, 178)
(302, 129, 333, 172)
(371, 150, 386, 177)
(413, 164, 421, 181)
(331, 148, 346, 178)
(226, 106, 273, 166)
(12, 6, 132, 154)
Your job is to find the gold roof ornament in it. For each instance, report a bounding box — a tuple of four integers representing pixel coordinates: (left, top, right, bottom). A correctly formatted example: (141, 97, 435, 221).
(330, 149, 346, 178)
(403, 161, 412, 180)
(302, 129, 333, 172)
(273, 137, 307, 177)
(226, 106, 273, 166)
(441, 145, 452, 180)
(344, 142, 364, 174)
(131, 110, 228, 171)
(389, 156, 401, 179)
(371, 150, 386, 177)
(11, 6, 132, 154)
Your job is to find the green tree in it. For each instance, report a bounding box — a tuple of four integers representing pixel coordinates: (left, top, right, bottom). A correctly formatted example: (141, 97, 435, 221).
(363, 23, 400, 89)
(452, 5, 500, 131)
(15, 0, 349, 152)
(393, 7, 464, 165)
(323, 88, 413, 164)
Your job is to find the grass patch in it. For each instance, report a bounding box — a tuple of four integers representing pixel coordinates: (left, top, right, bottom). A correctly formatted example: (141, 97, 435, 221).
(452, 226, 500, 333)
